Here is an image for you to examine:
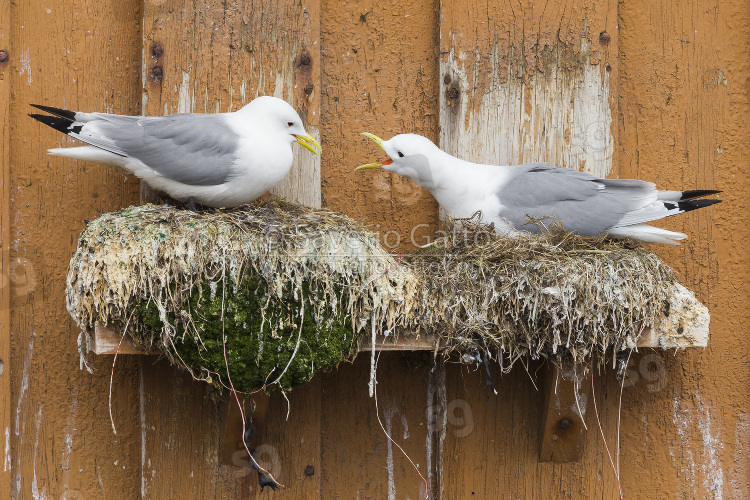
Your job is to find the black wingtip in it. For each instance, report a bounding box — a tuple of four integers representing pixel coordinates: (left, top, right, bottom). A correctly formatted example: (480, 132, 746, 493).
(675, 198, 722, 213)
(680, 189, 723, 201)
(29, 104, 77, 120)
(29, 113, 76, 134)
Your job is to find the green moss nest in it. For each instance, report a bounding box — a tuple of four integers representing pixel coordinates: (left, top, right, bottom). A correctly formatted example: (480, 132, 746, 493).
(134, 279, 355, 392)
(67, 200, 403, 392)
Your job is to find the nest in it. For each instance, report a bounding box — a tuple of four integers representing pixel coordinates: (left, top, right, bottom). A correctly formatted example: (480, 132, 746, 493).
(407, 215, 676, 371)
(67, 201, 676, 392)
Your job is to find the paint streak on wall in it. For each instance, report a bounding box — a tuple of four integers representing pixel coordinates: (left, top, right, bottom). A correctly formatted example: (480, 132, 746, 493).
(441, 37, 613, 176)
(728, 413, 749, 497)
(671, 394, 726, 498)
(439, 1, 617, 179)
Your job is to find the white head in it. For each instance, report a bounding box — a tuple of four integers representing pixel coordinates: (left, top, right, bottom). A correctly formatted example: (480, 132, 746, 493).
(239, 96, 321, 155)
(355, 133, 443, 189)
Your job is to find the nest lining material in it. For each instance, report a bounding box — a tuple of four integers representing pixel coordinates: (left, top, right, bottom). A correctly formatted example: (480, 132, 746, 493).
(67, 200, 676, 392)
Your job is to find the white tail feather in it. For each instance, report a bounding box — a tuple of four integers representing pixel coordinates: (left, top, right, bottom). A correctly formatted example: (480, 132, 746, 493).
(607, 224, 687, 245)
(47, 146, 125, 167)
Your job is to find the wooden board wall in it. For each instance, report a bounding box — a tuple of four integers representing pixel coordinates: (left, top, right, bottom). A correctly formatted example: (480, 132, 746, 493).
(1, 0, 748, 499)
(6, 2, 143, 498)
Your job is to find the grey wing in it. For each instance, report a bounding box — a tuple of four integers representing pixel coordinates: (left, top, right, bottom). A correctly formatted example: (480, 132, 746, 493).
(497, 164, 657, 235)
(82, 113, 240, 186)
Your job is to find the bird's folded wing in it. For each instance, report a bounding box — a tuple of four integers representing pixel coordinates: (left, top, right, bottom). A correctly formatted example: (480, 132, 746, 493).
(497, 165, 657, 235)
(81, 113, 240, 186)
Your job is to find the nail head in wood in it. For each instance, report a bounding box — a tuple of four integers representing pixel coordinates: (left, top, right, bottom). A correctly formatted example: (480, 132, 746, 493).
(150, 42, 163, 58)
(150, 65, 163, 82)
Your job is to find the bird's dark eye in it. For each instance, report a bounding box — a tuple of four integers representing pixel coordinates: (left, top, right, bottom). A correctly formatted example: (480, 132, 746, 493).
(397, 151, 404, 158)
(287, 121, 294, 127)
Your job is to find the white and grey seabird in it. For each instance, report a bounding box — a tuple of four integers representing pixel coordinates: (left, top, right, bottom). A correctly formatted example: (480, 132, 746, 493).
(30, 96, 321, 208)
(357, 133, 721, 244)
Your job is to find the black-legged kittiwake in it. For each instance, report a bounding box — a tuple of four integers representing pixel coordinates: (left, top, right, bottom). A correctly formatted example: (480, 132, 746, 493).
(30, 96, 321, 208)
(356, 133, 721, 244)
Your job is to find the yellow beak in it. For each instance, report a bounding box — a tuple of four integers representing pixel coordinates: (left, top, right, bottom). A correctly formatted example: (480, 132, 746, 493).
(355, 132, 392, 170)
(294, 133, 322, 155)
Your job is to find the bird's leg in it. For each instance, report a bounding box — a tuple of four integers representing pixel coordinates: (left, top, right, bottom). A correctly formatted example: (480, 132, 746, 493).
(187, 196, 198, 213)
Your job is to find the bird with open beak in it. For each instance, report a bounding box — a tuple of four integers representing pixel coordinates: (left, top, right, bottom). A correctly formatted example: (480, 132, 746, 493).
(356, 132, 721, 244)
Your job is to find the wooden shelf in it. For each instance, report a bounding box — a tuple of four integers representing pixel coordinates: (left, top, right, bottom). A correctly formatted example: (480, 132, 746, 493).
(86, 282, 709, 466)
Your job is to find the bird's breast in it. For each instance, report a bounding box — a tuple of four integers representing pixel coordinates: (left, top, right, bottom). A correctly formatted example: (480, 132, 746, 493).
(232, 139, 294, 184)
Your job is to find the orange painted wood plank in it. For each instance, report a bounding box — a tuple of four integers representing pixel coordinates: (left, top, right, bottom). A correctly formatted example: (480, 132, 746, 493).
(0, 0, 10, 493)
(616, 1, 746, 498)
(436, 0, 622, 496)
(139, 1, 322, 497)
(8, 1, 143, 498)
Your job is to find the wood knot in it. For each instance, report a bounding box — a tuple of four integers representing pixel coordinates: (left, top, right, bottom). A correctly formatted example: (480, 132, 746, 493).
(304, 82, 314, 95)
(0, 50, 8, 64)
(599, 31, 611, 45)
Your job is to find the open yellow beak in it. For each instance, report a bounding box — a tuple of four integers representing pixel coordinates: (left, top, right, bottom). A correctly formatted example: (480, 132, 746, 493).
(294, 133, 322, 155)
(355, 132, 392, 170)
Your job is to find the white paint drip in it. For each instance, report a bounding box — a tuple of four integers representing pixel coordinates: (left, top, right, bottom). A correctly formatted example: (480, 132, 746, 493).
(671, 394, 726, 498)
(4, 427, 10, 472)
(671, 397, 697, 494)
(20, 47, 32, 86)
(240, 79, 247, 104)
(440, 37, 613, 178)
(13, 334, 35, 496)
(15, 334, 35, 436)
(60, 386, 79, 495)
(31, 404, 45, 500)
(77, 331, 94, 374)
(97, 466, 106, 499)
(177, 71, 192, 114)
(401, 414, 410, 440)
(696, 393, 724, 499)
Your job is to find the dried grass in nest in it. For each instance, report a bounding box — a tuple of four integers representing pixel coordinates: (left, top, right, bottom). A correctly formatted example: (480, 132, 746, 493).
(67, 202, 676, 391)
(401, 214, 676, 372)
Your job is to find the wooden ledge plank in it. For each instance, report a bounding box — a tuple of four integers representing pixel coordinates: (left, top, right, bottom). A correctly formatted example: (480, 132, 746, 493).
(89, 323, 444, 355)
(88, 281, 709, 355)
